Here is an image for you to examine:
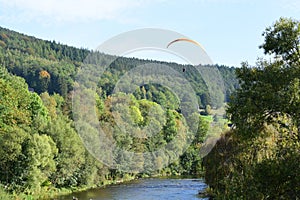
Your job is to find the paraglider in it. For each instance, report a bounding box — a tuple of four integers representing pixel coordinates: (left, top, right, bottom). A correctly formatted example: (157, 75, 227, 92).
(166, 38, 204, 49)
(166, 38, 204, 72)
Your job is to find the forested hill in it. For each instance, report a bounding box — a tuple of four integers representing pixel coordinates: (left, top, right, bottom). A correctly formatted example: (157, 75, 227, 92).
(0, 26, 237, 199)
(0, 26, 238, 108)
(0, 26, 89, 61)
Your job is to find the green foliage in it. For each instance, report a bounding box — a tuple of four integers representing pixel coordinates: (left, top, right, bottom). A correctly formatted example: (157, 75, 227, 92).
(0, 185, 12, 200)
(0, 67, 56, 193)
(0, 65, 212, 197)
(204, 17, 300, 199)
(23, 134, 57, 193)
(260, 17, 300, 64)
(45, 115, 85, 188)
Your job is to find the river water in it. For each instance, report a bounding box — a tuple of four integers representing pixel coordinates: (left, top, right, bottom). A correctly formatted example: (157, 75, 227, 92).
(53, 177, 208, 200)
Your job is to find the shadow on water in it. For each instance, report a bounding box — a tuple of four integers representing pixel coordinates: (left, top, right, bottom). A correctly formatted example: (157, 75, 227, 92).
(50, 176, 209, 200)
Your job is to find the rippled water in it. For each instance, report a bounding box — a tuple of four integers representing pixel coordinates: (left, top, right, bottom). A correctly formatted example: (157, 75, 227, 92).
(53, 177, 208, 200)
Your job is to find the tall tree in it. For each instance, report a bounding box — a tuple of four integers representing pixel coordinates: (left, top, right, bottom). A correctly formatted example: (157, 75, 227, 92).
(204, 18, 300, 199)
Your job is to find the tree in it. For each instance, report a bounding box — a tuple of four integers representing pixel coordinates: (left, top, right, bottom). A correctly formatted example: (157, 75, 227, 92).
(163, 109, 178, 142)
(228, 18, 300, 139)
(45, 116, 85, 188)
(23, 134, 57, 193)
(204, 18, 300, 199)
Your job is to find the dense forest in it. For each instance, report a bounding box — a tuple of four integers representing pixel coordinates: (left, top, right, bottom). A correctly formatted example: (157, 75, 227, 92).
(203, 17, 300, 199)
(0, 25, 238, 199)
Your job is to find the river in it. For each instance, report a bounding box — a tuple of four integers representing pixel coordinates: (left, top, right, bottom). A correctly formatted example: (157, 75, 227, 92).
(52, 177, 208, 200)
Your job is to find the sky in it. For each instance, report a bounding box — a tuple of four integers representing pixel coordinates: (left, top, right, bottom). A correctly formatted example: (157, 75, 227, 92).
(0, 0, 299, 67)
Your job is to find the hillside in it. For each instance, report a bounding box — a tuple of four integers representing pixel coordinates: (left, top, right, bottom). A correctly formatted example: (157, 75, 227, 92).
(0, 26, 238, 199)
(0, 26, 238, 108)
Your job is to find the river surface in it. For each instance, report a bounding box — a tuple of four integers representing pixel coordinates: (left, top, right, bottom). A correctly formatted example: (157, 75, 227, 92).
(53, 177, 208, 200)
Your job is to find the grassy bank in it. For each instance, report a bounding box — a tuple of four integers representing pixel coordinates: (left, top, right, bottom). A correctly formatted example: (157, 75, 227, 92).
(0, 174, 137, 200)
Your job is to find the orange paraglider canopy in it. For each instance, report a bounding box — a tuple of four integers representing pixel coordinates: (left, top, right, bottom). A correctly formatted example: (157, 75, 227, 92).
(166, 38, 204, 49)
(167, 38, 205, 72)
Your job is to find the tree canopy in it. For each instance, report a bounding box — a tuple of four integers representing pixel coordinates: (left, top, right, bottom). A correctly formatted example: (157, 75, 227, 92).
(203, 17, 300, 199)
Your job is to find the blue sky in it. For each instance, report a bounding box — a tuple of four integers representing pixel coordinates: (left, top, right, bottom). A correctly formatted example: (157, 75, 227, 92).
(0, 0, 299, 67)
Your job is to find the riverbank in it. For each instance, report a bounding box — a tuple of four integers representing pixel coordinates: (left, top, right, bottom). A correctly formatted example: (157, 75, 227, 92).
(45, 174, 138, 200)
(0, 174, 137, 200)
